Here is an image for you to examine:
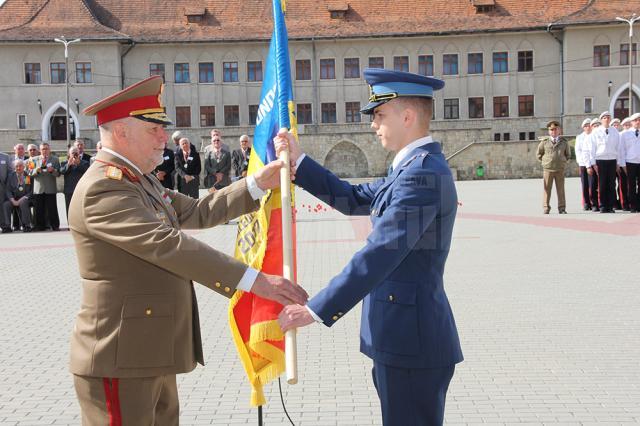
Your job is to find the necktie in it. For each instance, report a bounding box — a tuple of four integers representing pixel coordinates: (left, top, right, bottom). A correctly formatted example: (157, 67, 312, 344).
(636, 130, 639, 137)
(606, 128, 608, 135)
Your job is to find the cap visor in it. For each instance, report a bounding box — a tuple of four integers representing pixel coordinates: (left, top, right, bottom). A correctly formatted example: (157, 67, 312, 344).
(360, 100, 386, 115)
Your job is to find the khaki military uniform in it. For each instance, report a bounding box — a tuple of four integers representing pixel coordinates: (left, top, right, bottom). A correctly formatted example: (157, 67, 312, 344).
(536, 136, 571, 212)
(69, 150, 259, 424)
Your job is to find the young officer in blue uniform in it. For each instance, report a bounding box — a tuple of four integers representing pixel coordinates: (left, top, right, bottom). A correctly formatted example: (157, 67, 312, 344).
(277, 68, 463, 425)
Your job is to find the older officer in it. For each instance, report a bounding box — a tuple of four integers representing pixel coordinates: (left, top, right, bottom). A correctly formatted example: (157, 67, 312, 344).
(69, 76, 307, 425)
(536, 121, 572, 214)
(590, 111, 622, 213)
(278, 69, 463, 426)
(204, 134, 231, 190)
(27, 142, 60, 230)
(575, 118, 597, 211)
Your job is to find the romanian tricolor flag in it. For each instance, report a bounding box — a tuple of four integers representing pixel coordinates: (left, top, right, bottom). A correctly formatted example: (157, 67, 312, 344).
(228, 0, 298, 407)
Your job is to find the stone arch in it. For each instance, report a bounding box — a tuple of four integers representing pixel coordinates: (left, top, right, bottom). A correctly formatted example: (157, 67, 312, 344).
(174, 52, 190, 63)
(317, 47, 337, 60)
(593, 33, 612, 46)
(516, 38, 534, 51)
(294, 47, 312, 60)
(609, 82, 640, 119)
(149, 52, 165, 63)
(245, 49, 263, 62)
(196, 51, 215, 63)
(41, 101, 80, 141)
(73, 50, 92, 62)
(442, 42, 460, 54)
(323, 140, 369, 178)
(417, 43, 436, 55)
(366, 46, 385, 58)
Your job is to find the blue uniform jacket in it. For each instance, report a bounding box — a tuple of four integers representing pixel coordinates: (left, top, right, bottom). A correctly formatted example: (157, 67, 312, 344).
(297, 142, 463, 369)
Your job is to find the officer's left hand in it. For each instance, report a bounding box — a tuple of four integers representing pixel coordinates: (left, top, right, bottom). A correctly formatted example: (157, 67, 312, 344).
(278, 304, 315, 332)
(253, 159, 293, 190)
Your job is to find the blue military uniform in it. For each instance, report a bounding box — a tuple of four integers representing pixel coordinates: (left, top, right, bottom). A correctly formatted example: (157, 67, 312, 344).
(297, 69, 463, 425)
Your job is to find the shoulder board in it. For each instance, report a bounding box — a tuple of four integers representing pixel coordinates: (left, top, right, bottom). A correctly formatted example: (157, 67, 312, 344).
(105, 166, 123, 181)
(401, 152, 428, 168)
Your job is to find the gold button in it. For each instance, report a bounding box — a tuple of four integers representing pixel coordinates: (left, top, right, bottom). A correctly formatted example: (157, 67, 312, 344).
(145, 308, 152, 316)
(215, 282, 221, 288)
(332, 315, 339, 321)
(224, 287, 231, 293)
(388, 295, 394, 302)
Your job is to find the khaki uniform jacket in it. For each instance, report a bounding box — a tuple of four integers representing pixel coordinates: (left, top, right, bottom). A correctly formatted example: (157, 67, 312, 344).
(68, 150, 259, 378)
(536, 137, 571, 172)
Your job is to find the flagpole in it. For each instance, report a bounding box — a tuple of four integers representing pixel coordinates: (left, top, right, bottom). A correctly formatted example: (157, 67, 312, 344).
(279, 146, 298, 385)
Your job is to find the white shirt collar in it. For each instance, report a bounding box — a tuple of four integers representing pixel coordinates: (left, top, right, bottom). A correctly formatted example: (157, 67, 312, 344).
(391, 135, 433, 170)
(100, 147, 143, 175)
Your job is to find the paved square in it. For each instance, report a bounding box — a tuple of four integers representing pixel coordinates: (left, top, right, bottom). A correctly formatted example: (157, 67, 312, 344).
(1, 177, 639, 425)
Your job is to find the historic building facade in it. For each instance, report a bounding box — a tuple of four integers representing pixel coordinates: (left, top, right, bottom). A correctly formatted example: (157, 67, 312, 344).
(0, 0, 637, 178)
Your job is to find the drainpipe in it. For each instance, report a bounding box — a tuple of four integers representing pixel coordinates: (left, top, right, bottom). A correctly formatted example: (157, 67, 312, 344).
(547, 24, 564, 126)
(311, 37, 319, 126)
(120, 40, 136, 89)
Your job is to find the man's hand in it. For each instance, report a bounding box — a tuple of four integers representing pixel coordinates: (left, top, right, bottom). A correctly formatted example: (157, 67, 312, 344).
(253, 159, 288, 191)
(184, 175, 194, 183)
(587, 167, 593, 176)
(274, 128, 303, 168)
(278, 304, 315, 332)
(215, 172, 223, 183)
(251, 272, 308, 306)
(157, 171, 166, 180)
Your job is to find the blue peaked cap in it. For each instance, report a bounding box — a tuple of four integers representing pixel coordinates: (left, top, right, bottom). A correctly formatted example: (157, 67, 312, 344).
(361, 68, 445, 114)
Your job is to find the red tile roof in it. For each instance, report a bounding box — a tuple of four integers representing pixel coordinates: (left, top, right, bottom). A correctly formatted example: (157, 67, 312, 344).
(0, 0, 637, 42)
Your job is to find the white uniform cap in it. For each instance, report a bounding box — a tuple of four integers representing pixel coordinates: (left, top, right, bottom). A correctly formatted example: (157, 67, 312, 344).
(171, 130, 182, 141)
(581, 118, 592, 127)
(590, 118, 601, 126)
(621, 117, 631, 126)
(611, 118, 621, 124)
(599, 111, 611, 119)
(630, 112, 640, 121)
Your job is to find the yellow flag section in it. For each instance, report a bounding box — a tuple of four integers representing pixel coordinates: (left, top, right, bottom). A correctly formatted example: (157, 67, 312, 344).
(228, 0, 298, 407)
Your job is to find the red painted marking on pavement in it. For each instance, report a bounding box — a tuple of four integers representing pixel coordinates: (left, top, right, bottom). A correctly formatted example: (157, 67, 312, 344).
(458, 212, 640, 236)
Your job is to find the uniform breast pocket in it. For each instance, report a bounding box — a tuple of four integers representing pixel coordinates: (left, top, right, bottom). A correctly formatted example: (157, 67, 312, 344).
(371, 281, 420, 356)
(116, 294, 175, 368)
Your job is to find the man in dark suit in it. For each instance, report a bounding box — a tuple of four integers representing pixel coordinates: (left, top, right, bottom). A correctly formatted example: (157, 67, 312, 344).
(74, 139, 93, 162)
(231, 134, 252, 181)
(0, 151, 12, 232)
(60, 146, 90, 217)
(175, 137, 201, 198)
(278, 69, 462, 426)
(204, 134, 231, 190)
(3, 159, 32, 232)
(154, 141, 175, 189)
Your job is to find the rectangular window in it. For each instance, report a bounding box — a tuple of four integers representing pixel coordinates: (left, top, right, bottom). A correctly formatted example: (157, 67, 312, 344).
(297, 103, 312, 124)
(223, 62, 239, 82)
(584, 97, 593, 114)
(529, 131, 536, 140)
(418, 55, 434, 76)
(224, 105, 240, 126)
(248, 104, 259, 125)
(17, 114, 26, 129)
(247, 61, 263, 82)
(493, 96, 509, 118)
(369, 57, 384, 69)
(295, 59, 311, 80)
(174, 63, 190, 84)
(620, 43, 638, 66)
(517, 50, 533, 72)
(494, 133, 501, 142)
(468, 53, 483, 74)
(518, 95, 534, 117)
(50, 62, 66, 84)
(24, 63, 41, 84)
(519, 132, 526, 141)
(344, 58, 360, 79)
(75, 62, 92, 84)
(593, 45, 610, 67)
(320, 59, 335, 80)
(493, 52, 508, 73)
(443, 99, 459, 120)
(175, 106, 191, 128)
(345, 101, 361, 123)
(199, 62, 214, 83)
(393, 56, 409, 72)
(468, 97, 484, 119)
(443, 54, 458, 75)
(321, 102, 336, 123)
(150, 63, 165, 81)
(199, 106, 215, 127)
(503, 133, 510, 141)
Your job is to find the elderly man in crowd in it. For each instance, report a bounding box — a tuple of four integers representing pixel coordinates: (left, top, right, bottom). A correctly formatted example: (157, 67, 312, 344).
(60, 146, 90, 217)
(27, 142, 61, 231)
(204, 133, 231, 190)
(3, 159, 32, 232)
(27, 144, 39, 158)
(175, 137, 201, 198)
(536, 120, 572, 214)
(73, 139, 92, 162)
(11, 143, 28, 168)
(0, 149, 9, 233)
(575, 118, 598, 211)
(231, 134, 252, 180)
(154, 140, 175, 189)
